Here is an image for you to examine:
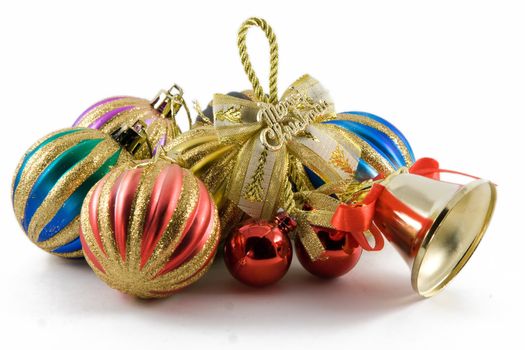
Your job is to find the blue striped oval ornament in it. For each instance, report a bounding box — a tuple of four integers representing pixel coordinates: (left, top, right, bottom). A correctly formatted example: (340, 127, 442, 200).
(305, 111, 415, 187)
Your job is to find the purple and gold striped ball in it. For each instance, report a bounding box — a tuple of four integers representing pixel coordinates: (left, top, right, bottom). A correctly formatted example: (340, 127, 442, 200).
(12, 128, 132, 257)
(73, 96, 180, 159)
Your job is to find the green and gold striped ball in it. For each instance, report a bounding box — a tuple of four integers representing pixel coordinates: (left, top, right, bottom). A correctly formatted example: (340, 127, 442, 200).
(12, 127, 132, 257)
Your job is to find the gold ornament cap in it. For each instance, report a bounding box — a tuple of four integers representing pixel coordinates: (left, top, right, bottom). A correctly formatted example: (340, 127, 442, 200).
(150, 84, 191, 124)
(110, 120, 151, 156)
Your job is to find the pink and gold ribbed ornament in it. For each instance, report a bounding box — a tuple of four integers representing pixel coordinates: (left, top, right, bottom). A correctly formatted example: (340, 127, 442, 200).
(80, 159, 220, 298)
(73, 84, 190, 159)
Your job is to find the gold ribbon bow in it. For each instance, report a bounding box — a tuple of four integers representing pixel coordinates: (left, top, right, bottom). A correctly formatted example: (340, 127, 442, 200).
(166, 18, 367, 260)
(212, 74, 366, 220)
(207, 18, 361, 219)
(211, 18, 370, 261)
(290, 179, 385, 261)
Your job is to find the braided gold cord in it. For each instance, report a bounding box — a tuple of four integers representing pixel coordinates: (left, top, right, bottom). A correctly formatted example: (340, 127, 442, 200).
(237, 17, 279, 104)
(288, 154, 314, 193)
(280, 177, 296, 216)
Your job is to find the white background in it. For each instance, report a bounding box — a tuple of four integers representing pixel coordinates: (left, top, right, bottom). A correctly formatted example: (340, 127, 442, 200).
(1, 1, 523, 349)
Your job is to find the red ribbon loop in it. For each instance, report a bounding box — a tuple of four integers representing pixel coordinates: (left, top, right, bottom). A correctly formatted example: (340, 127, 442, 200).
(331, 184, 385, 251)
(410, 157, 481, 181)
(374, 157, 480, 182)
(409, 157, 441, 179)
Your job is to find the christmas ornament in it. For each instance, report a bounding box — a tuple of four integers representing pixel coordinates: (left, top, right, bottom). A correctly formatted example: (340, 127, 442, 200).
(80, 158, 220, 298)
(285, 179, 385, 271)
(12, 127, 134, 257)
(73, 84, 191, 159)
(223, 213, 294, 287)
(331, 158, 497, 296)
(166, 18, 415, 263)
(8, 15, 498, 301)
(295, 226, 362, 279)
(305, 110, 415, 186)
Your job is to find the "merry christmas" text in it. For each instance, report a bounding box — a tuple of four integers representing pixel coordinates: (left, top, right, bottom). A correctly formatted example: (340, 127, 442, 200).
(257, 92, 329, 150)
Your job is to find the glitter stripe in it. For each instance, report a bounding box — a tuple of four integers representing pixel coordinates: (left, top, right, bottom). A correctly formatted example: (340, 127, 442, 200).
(74, 96, 126, 125)
(80, 229, 106, 273)
(89, 105, 135, 129)
(27, 140, 112, 243)
(149, 209, 219, 289)
(12, 128, 132, 257)
(28, 139, 126, 249)
(96, 165, 126, 265)
(73, 97, 151, 133)
(109, 168, 142, 261)
(157, 181, 214, 275)
(36, 218, 82, 257)
(152, 244, 216, 292)
(22, 138, 104, 231)
(12, 128, 81, 198)
(343, 111, 415, 162)
(312, 123, 394, 179)
(13, 129, 101, 222)
(37, 149, 121, 242)
(96, 108, 151, 134)
(89, 177, 108, 255)
(140, 171, 198, 276)
(81, 185, 110, 268)
(325, 120, 405, 168)
(140, 165, 184, 267)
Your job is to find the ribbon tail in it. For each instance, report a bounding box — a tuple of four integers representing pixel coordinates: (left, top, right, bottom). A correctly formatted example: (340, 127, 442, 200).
(232, 137, 288, 220)
(296, 214, 326, 261)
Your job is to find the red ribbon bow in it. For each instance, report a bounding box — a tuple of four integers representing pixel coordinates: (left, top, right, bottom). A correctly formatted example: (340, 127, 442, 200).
(331, 157, 477, 251)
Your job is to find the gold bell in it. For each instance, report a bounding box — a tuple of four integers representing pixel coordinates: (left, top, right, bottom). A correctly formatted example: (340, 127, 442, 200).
(371, 172, 497, 297)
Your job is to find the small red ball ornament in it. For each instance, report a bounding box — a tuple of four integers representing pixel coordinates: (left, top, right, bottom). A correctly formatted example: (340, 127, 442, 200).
(295, 227, 362, 279)
(224, 214, 295, 287)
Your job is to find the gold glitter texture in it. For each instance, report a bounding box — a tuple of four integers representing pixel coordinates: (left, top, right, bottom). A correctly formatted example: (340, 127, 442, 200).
(80, 160, 220, 298)
(12, 128, 132, 257)
(75, 97, 182, 160)
(329, 145, 354, 175)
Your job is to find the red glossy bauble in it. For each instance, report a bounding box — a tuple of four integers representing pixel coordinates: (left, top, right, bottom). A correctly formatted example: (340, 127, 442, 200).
(223, 215, 294, 287)
(295, 226, 362, 279)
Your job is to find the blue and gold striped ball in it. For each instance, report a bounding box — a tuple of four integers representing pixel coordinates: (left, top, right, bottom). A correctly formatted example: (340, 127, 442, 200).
(12, 127, 132, 257)
(305, 111, 415, 187)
